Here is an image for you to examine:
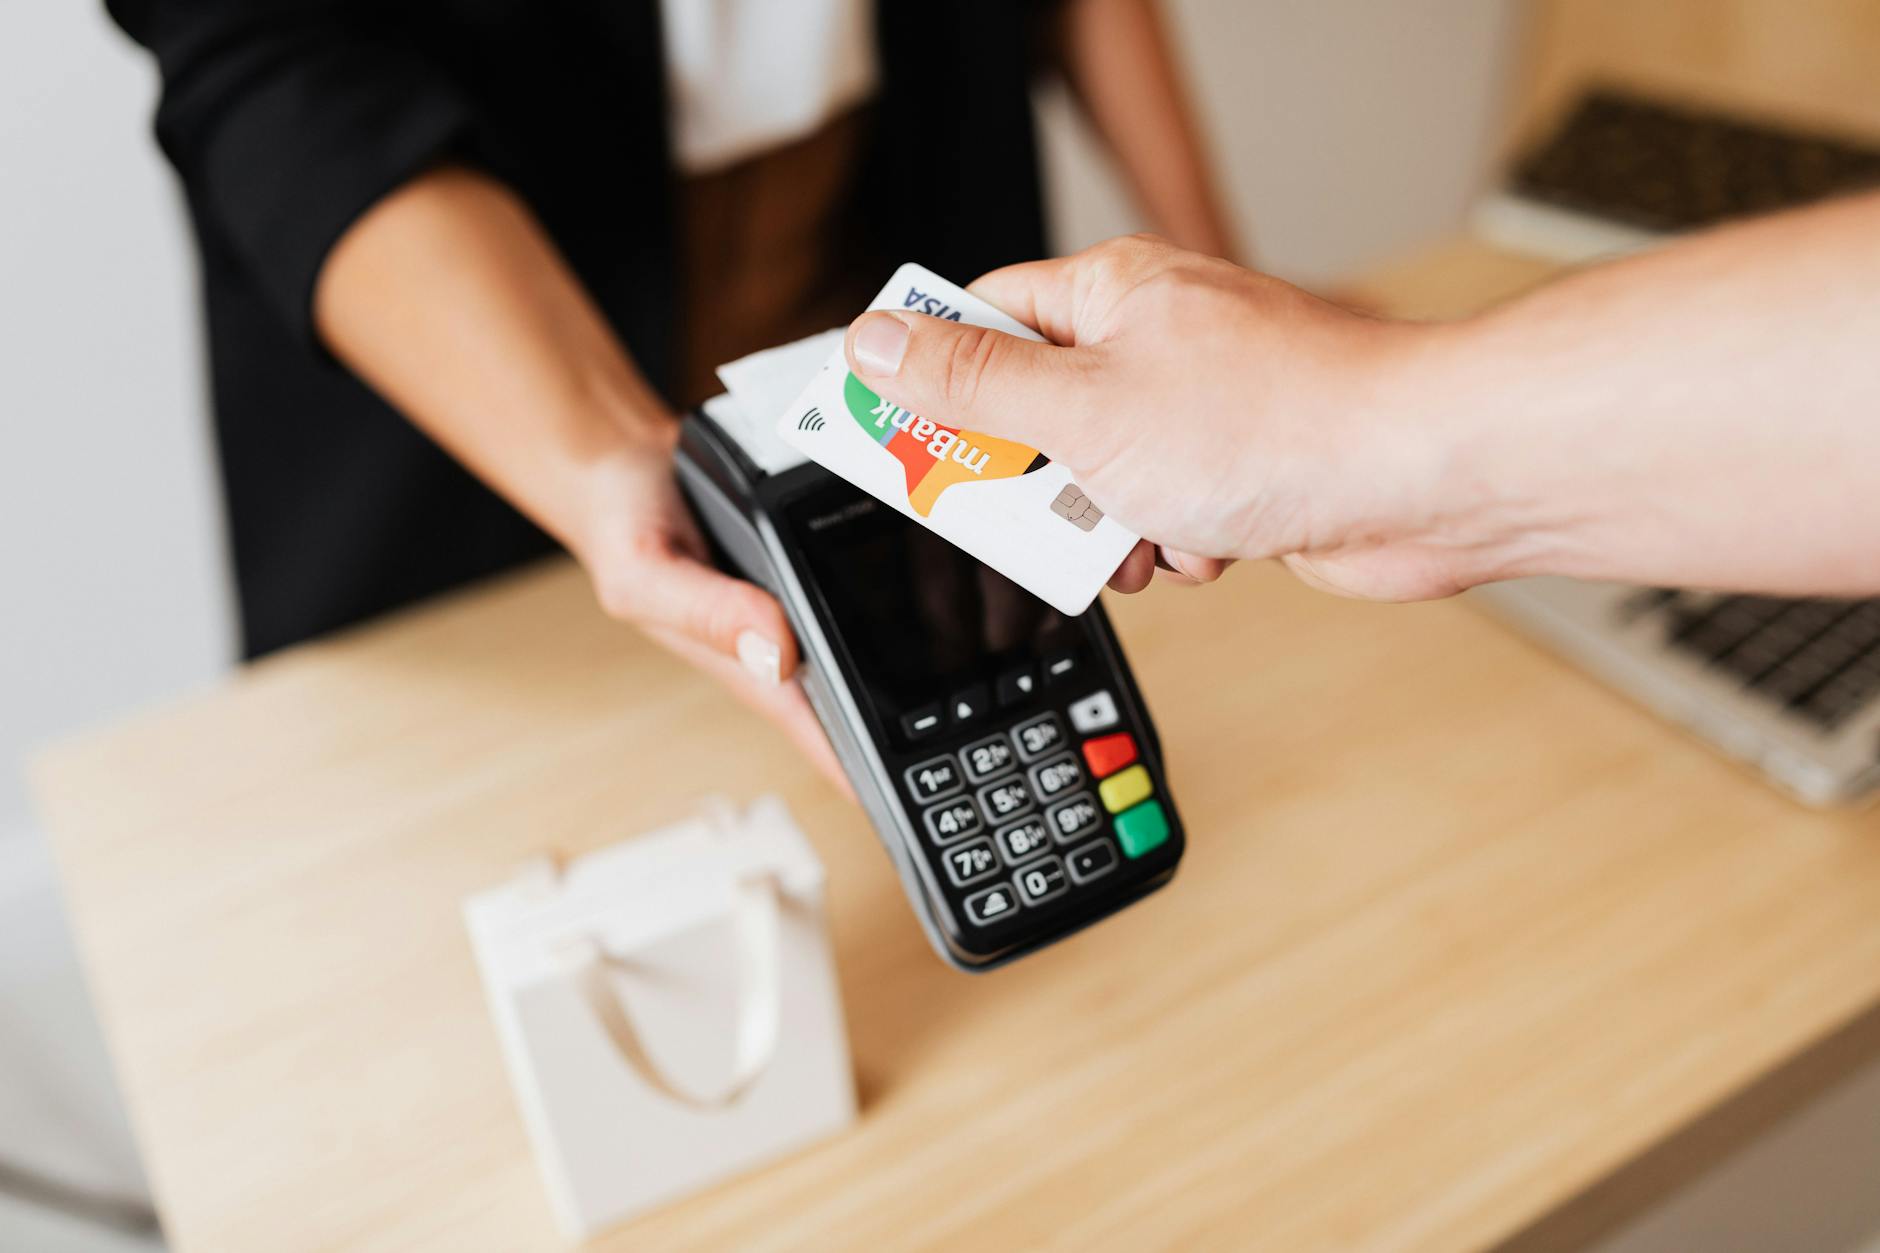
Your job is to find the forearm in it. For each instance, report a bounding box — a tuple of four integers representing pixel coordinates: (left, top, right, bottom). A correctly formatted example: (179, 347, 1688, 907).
(1426, 191, 1880, 596)
(313, 165, 668, 562)
(1057, 0, 1241, 259)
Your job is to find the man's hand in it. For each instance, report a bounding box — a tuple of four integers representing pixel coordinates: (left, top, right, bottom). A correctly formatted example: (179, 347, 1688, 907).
(844, 235, 1502, 601)
(848, 200, 1880, 603)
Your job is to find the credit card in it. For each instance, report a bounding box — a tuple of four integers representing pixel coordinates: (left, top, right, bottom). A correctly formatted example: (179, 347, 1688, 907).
(775, 263, 1137, 616)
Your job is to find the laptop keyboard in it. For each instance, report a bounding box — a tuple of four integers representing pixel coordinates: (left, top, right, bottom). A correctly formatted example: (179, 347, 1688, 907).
(1509, 90, 1880, 234)
(1621, 591, 1880, 731)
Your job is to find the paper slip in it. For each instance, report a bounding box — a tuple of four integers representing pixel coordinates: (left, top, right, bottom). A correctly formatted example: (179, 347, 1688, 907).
(710, 329, 845, 475)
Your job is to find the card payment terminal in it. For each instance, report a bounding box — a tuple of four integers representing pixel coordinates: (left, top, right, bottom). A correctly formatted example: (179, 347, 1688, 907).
(675, 407, 1185, 971)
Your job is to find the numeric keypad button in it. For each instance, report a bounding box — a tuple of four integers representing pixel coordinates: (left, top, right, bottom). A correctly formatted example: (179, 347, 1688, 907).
(1010, 713, 1065, 763)
(904, 755, 964, 803)
(922, 798, 982, 846)
(959, 734, 1015, 783)
(941, 838, 1001, 887)
(1014, 857, 1068, 905)
(963, 882, 1020, 926)
(1047, 793, 1102, 844)
(976, 775, 1035, 823)
(1028, 752, 1083, 800)
(994, 817, 1052, 865)
(1066, 839, 1119, 884)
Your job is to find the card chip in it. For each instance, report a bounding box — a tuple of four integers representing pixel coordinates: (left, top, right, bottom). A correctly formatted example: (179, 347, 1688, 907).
(1050, 484, 1103, 532)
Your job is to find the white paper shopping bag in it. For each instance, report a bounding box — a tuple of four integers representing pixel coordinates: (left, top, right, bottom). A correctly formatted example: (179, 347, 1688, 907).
(464, 796, 856, 1238)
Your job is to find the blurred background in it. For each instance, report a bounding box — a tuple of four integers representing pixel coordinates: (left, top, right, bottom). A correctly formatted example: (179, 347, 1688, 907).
(4, 1, 1879, 1249)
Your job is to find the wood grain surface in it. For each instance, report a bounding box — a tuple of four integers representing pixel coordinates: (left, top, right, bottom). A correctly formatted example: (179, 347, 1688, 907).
(32, 242, 1880, 1250)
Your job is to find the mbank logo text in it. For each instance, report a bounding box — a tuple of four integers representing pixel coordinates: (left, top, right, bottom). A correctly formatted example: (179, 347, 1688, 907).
(842, 374, 1043, 516)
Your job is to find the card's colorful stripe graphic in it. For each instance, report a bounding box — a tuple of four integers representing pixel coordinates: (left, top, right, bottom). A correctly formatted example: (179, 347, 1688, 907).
(843, 374, 1045, 516)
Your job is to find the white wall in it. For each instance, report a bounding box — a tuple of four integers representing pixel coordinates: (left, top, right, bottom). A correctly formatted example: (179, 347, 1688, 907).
(1041, 0, 1522, 283)
(1, 2, 235, 838)
(1, 0, 231, 1227)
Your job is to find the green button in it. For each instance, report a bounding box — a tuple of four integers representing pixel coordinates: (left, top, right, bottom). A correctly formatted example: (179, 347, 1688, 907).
(1114, 799, 1169, 858)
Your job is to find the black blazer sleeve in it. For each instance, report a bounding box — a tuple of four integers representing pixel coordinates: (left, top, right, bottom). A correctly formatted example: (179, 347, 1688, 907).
(106, 0, 476, 349)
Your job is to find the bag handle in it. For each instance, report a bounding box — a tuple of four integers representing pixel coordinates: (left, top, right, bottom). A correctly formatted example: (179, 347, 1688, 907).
(560, 869, 784, 1110)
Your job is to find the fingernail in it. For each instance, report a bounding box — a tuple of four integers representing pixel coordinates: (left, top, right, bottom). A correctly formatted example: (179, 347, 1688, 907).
(851, 313, 910, 377)
(736, 629, 781, 686)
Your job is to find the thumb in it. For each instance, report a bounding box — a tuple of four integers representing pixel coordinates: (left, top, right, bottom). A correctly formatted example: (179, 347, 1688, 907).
(844, 310, 1081, 448)
(598, 542, 800, 683)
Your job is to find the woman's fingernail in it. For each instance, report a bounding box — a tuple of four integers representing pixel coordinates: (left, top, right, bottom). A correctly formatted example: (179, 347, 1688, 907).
(736, 629, 781, 686)
(851, 313, 910, 377)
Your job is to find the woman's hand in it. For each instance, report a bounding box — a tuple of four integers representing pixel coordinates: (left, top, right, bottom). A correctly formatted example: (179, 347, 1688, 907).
(315, 166, 847, 787)
(571, 430, 847, 789)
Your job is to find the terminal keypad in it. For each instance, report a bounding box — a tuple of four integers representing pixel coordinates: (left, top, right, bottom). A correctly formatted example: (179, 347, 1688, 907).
(902, 673, 1176, 937)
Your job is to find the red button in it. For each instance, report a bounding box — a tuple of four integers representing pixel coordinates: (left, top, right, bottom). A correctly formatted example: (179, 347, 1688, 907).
(1082, 732, 1138, 777)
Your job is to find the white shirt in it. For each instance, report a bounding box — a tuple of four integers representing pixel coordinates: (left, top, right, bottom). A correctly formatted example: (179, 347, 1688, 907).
(659, 0, 879, 175)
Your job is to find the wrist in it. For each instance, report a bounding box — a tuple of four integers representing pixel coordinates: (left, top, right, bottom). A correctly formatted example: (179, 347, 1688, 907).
(565, 420, 679, 571)
(525, 357, 678, 570)
(1370, 316, 1589, 591)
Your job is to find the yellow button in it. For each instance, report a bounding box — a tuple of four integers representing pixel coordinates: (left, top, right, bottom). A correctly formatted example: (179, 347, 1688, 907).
(1098, 764, 1152, 813)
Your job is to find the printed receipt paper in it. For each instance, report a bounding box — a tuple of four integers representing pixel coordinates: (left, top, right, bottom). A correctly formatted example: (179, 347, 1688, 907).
(775, 264, 1137, 616)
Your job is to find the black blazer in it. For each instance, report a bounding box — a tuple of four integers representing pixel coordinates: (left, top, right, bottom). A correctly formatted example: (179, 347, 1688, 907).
(109, 0, 1060, 656)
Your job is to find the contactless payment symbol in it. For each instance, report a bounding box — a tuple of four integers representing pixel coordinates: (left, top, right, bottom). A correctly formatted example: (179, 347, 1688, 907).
(797, 407, 826, 432)
(842, 374, 1046, 517)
